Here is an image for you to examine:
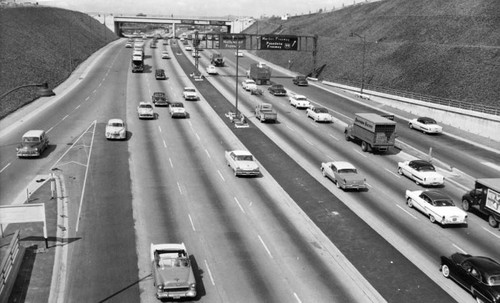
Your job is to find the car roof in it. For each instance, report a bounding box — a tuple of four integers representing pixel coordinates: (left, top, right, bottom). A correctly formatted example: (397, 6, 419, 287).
(153, 92, 165, 95)
(156, 69, 164, 72)
(418, 117, 437, 123)
(184, 86, 195, 90)
(423, 190, 450, 200)
(330, 161, 356, 170)
(294, 95, 307, 99)
(108, 118, 124, 124)
(230, 150, 253, 156)
(410, 159, 434, 167)
(467, 256, 500, 275)
(139, 102, 152, 105)
(23, 130, 45, 137)
(170, 102, 183, 106)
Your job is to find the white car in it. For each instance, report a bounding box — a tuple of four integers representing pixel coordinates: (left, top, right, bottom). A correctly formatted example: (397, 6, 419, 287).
(105, 119, 127, 140)
(161, 51, 170, 59)
(225, 150, 260, 177)
(306, 106, 333, 123)
(397, 159, 444, 186)
(191, 50, 200, 58)
(169, 102, 187, 118)
(137, 102, 155, 119)
(241, 79, 257, 91)
(405, 190, 468, 225)
(289, 94, 311, 109)
(182, 87, 198, 101)
(408, 117, 443, 134)
(235, 51, 243, 57)
(321, 161, 366, 190)
(185, 45, 192, 51)
(206, 65, 218, 75)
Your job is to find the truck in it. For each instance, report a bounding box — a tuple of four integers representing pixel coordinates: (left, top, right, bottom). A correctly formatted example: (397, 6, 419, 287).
(210, 53, 224, 67)
(344, 113, 397, 152)
(462, 178, 500, 227)
(131, 54, 144, 73)
(248, 62, 271, 85)
(255, 103, 277, 123)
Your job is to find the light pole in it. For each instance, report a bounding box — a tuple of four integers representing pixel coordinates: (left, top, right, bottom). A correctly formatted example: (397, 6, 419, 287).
(233, 35, 240, 119)
(349, 32, 366, 95)
(0, 82, 55, 100)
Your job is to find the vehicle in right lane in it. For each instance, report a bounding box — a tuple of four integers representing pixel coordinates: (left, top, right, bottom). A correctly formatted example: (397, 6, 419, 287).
(405, 190, 468, 225)
(105, 119, 127, 140)
(289, 94, 311, 109)
(321, 161, 367, 190)
(408, 116, 443, 134)
(397, 159, 444, 186)
(306, 106, 333, 123)
(169, 102, 187, 118)
(225, 150, 260, 177)
(268, 84, 287, 96)
(292, 75, 309, 86)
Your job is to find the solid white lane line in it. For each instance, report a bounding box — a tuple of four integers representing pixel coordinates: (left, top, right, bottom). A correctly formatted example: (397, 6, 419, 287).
(234, 197, 246, 213)
(61, 114, 69, 121)
(195, 133, 200, 141)
(258, 235, 273, 258)
(188, 214, 196, 231)
(0, 163, 11, 174)
(75, 104, 81, 110)
(47, 126, 54, 133)
(204, 260, 216, 286)
(177, 182, 182, 194)
(169, 158, 173, 168)
(396, 204, 418, 220)
(329, 133, 339, 141)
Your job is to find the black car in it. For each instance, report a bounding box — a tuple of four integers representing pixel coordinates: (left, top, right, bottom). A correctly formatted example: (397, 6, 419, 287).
(441, 253, 500, 303)
(151, 92, 169, 106)
(155, 69, 166, 80)
(292, 75, 309, 86)
(268, 84, 287, 96)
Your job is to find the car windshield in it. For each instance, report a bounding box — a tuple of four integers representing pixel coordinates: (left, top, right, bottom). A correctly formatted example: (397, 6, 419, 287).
(339, 168, 357, 174)
(315, 108, 328, 113)
(237, 155, 253, 161)
(488, 275, 500, 286)
(418, 165, 435, 172)
(274, 85, 283, 89)
(432, 199, 455, 207)
(171, 103, 183, 108)
(424, 119, 437, 124)
(109, 123, 123, 127)
(185, 88, 195, 92)
(23, 136, 40, 142)
(139, 104, 152, 109)
(297, 97, 307, 101)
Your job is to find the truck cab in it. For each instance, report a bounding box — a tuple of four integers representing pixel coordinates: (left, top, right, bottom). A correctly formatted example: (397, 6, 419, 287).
(462, 178, 500, 227)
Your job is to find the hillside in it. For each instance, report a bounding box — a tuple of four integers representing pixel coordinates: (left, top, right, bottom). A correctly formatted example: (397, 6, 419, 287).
(244, 0, 500, 107)
(0, 6, 117, 119)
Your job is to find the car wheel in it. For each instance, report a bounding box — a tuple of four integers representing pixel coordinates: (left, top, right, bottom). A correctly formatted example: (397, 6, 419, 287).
(441, 264, 450, 278)
(345, 132, 351, 141)
(321, 169, 326, 177)
(407, 198, 413, 208)
(429, 215, 436, 223)
(409, 123, 413, 129)
(415, 179, 420, 185)
(335, 180, 341, 189)
(462, 199, 470, 211)
(361, 141, 369, 152)
(397, 167, 403, 175)
(488, 215, 499, 228)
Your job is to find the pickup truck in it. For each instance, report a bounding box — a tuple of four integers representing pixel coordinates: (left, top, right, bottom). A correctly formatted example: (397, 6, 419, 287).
(255, 103, 278, 123)
(268, 84, 287, 96)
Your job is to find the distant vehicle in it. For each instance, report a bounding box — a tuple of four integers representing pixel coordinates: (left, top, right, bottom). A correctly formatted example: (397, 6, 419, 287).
(150, 42, 157, 48)
(191, 50, 200, 58)
(182, 87, 198, 101)
(397, 159, 444, 186)
(235, 51, 243, 57)
(185, 45, 192, 51)
(152, 92, 169, 106)
(161, 51, 170, 59)
(155, 69, 166, 80)
(137, 102, 155, 119)
(255, 103, 278, 123)
(462, 178, 500, 227)
(225, 150, 260, 177)
(131, 55, 144, 73)
(306, 106, 333, 123)
(289, 94, 311, 109)
(405, 190, 468, 225)
(268, 84, 287, 96)
(210, 52, 224, 66)
(321, 161, 367, 190)
(440, 252, 500, 303)
(345, 113, 397, 152)
(292, 75, 309, 86)
(241, 79, 257, 91)
(125, 42, 133, 48)
(206, 65, 218, 75)
(105, 119, 127, 140)
(150, 243, 196, 299)
(248, 63, 271, 85)
(16, 130, 49, 158)
(169, 102, 187, 118)
(409, 117, 443, 134)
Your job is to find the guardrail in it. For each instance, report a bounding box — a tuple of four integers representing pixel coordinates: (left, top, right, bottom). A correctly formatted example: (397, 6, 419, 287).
(338, 80, 500, 116)
(0, 230, 23, 303)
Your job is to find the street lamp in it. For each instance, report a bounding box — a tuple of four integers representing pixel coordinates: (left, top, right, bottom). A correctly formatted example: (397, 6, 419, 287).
(0, 82, 55, 100)
(349, 32, 366, 95)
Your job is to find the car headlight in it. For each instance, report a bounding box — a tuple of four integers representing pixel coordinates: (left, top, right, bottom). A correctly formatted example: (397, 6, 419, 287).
(190, 283, 196, 289)
(157, 284, 163, 290)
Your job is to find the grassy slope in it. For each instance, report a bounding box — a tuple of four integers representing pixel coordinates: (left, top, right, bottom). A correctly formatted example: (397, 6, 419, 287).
(0, 6, 117, 119)
(244, 0, 500, 107)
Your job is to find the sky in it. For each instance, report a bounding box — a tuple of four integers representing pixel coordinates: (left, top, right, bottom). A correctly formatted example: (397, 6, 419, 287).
(38, 0, 372, 18)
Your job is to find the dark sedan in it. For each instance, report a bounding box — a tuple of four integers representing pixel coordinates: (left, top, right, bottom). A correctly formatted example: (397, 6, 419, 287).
(292, 75, 309, 86)
(155, 69, 166, 80)
(441, 253, 500, 303)
(268, 84, 287, 96)
(152, 92, 169, 106)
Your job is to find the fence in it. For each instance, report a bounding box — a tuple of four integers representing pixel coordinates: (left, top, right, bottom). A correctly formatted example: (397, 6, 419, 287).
(0, 230, 23, 303)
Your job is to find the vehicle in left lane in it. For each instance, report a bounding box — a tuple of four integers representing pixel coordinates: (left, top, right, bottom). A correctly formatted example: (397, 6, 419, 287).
(321, 161, 367, 190)
(408, 117, 443, 134)
(155, 69, 166, 80)
(405, 190, 468, 225)
(268, 84, 287, 96)
(289, 94, 311, 109)
(206, 65, 218, 75)
(440, 252, 500, 303)
(225, 150, 260, 177)
(105, 119, 127, 140)
(306, 106, 333, 123)
(397, 159, 444, 186)
(137, 102, 155, 119)
(16, 130, 49, 158)
(169, 102, 187, 118)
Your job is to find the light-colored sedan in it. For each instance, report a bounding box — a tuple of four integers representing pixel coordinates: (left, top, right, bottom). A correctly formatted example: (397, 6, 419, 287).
(397, 159, 444, 186)
(306, 106, 333, 123)
(105, 119, 127, 140)
(161, 51, 170, 59)
(320, 161, 366, 190)
(405, 190, 468, 225)
(289, 94, 311, 109)
(235, 51, 243, 57)
(408, 117, 443, 134)
(169, 102, 187, 118)
(206, 65, 218, 75)
(241, 79, 257, 91)
(137, 102, 155, 119)
(225, 150, 260, 177)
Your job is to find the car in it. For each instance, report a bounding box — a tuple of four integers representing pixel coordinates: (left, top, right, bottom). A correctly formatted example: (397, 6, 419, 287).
(161, 51, 170, 59)
(440, 253, 500, 303)
(191, 50, 200, 58)
(289, 94, 311, 109)
(235, 51, 243, 57)
(320, 161, 367, 190)
(169, 102, 187, 118)
(155, 69, 166, 80)
(292, 75, 309, 86)
(225, 150, 260, 177)
(185, 45, 192, 51)
(268, 84, 287, 96)
(408, 117, 443, 134)
(306, 106, 333, 123)
(182, 87, 198, 101)
(151, 92, 169, 106)
(397, 159, 444, 186)
(150, 42, 157, 48)
(405, 190, 468, 225)
(206, 65, 218, 75)
(105, 119, 127, 140)
(16, 130, 49, 158)
(125, 43, 133, 48)
(241, 79, 257, 91)
(137, 102, 155, 119)
(150, 243, 196, 300)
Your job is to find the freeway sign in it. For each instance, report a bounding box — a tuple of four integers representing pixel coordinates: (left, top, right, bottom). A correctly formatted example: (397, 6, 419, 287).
(260, 35, 298, 50)
(221, 34, 246, 49)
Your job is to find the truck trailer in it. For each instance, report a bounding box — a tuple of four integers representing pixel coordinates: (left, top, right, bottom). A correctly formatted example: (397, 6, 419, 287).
(131, 54, 144, 73)
(462, 178, 500, 227)
(210, 53, 224, 67)
(248, 63, 271, 85)
(345, 113, 397, 152)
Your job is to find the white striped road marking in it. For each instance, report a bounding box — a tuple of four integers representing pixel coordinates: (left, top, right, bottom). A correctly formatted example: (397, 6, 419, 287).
(0, 163, 11, 174)
(188, 214, 196, 231)
(452, 244, 467, 254)
(385, 168, 401, 179)
(204, 260, 215, 285)
(258, 235, 273, 258)
(396, 204, 418, 220)
(482, 227, 500, 239)
(234, 197, 245, 213)
(329, 134, 339, 141)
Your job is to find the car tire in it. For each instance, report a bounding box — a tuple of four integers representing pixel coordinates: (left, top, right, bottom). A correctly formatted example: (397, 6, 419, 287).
(488, 215, 499, 228)
(441, 264, 450, 278)
(409, 123, 413, 129)
(321, 169, 326, 177)
(462, 199, 470, 211)
(429, 215, 436, 223)
(397, 167, 403, 175)
(335, 181, 341, 189)
(361, 141, 369, 152)
(345, 132, 351, 141)
(407, 198, 413, 208)
(415, 179, 420, 186)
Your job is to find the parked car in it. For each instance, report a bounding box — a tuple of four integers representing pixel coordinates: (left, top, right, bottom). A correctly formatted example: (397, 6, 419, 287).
(152, 92, 169, 106)
(408, 117, 443, 134)
(155, 69, 166, 80)
(16, 130, 49, 158)
(440, 253, 500, 303)
(182, 87, 198, 101)
(397, 159, 444, 186)
(306, 106, 333, 123)
(161, 51, 170, 59)
(225, 150, 260, 177)
(289, 94, 311, 109)
(206, 65, 218, 75)
(292, 75, 309, 86)
(241, 79, 257, 91)
(137, 102, 155, 119)
(268, 84, 286, 96)
(405, 190, 468, 225)
(150, 243, 196, 299)
(105, 119, 127, 140)
(169, 102, 187, 118)
(320, 161, 367, 190)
